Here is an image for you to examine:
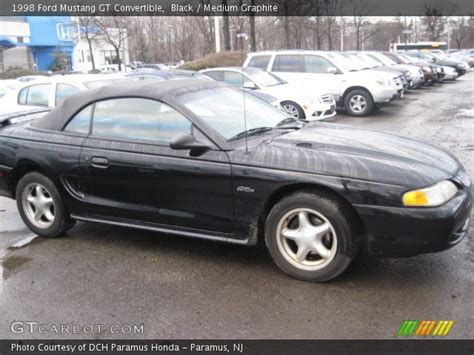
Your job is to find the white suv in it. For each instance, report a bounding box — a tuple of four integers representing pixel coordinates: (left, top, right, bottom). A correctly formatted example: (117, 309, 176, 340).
(243, 50, 401, 116)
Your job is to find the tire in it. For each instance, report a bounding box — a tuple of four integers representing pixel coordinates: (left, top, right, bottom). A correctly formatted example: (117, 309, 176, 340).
(16, 172, 75, 238)
(344, 89, 373, 116)
(281, 101, 305, 119)
(264, 191, 359, 282)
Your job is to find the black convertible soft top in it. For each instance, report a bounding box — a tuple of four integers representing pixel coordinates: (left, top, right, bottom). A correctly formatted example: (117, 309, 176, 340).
(33, 79, 221, 131)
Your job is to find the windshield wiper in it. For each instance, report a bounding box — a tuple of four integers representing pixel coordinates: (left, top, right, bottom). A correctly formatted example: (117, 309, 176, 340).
(228, 127, 273, 141)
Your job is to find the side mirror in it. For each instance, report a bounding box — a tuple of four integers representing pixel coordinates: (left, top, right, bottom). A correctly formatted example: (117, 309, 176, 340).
(170, 133, 212, 152)
(327, 66, 338, 74)
(243, 81, 257, 89)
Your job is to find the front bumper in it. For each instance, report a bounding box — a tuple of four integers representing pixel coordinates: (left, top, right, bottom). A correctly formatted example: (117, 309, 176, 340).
(372, 87, 398, 104)
(355, 188, 472, 257)
(305, 102, 337, 121)
(444, 72, 459, 80)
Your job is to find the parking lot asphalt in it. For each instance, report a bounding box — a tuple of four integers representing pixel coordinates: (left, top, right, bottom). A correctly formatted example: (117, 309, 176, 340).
(0, 73, 473, 340)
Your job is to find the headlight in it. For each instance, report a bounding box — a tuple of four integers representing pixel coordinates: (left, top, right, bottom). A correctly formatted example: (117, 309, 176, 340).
(305, 97, 322, 105)
(375, 77, 390, 86)
(402, 180, 458, 207)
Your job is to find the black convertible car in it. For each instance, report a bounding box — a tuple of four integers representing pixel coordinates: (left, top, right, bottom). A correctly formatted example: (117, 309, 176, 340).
(0, 80, 471, 282)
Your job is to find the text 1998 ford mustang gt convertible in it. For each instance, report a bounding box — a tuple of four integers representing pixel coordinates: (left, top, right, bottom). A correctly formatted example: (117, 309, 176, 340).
(0, 80, 471, 282)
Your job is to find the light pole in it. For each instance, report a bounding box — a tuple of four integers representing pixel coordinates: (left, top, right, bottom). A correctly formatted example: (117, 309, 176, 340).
(402, 30, 412, 52)
(236, 31, 247, 62)
(214, 17, 221, 53)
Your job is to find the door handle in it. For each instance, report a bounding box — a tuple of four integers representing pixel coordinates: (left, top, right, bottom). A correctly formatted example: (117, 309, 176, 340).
(90, 156, 109, 168)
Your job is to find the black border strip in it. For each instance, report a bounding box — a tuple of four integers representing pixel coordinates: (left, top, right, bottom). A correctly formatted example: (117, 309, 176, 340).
(1, 339, 474, 354)
(0, 0, 472, 16)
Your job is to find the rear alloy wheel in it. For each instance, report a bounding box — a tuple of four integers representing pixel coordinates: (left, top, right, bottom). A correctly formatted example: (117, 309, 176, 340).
(16, 172, 74, 237)
(344, 90, 373, 116)
(265, 192, 359, 282)
(281, 101, 305, 119)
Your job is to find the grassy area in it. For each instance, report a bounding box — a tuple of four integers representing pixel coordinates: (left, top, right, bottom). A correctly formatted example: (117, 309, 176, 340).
(178, 51, 247, 71)
(0, 67, 47, 79)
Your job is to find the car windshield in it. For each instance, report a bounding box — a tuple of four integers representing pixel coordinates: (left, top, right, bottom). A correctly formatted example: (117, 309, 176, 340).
(394, 54, 410, 64)
(325, 53, 359, 72)
(430, 52, 447, 60)
(84, 79, 126, 89)
(355, 53, 381, 67)
(399, 54, 420, 63)
(178, 87, 289, 140)
(249, 71, 286, 87)
(341, 53, 371, 69)
(371, 53, 396, 65)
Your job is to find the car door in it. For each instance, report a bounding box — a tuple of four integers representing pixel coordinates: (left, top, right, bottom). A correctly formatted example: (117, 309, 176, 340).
(78, 97, 234, 233)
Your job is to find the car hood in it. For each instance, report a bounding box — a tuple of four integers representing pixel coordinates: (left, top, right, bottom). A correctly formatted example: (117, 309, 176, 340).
(248, 123, 461, 187)
(436, 59, 462, 67)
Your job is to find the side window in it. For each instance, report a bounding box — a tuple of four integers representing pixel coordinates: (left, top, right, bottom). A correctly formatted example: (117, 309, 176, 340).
(272, 55, 303, 72)
(204, 71, 224, 81)
(18, 87, 28, 105)
(247, 55, 271, 70)
(222, 71, 245, 86)
(91, 98, 191, 144)
(55, 84, 81, 106)
(63, 105, 93, 135)
(25, 84, 50, 107)
(303, 55, 333, 73)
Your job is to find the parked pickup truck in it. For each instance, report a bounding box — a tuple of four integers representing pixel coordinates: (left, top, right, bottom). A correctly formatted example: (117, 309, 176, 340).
(243, 50, 400, 116)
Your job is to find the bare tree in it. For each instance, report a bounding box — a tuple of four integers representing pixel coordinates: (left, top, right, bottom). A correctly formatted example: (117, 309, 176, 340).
(94, 17, 130, 71)
(77, 16, 98, 70)
(421, 2, 452, 41)
(351, 0, 373, 50)
(450, 18, 469, 49)
(324, 0, 341, 50)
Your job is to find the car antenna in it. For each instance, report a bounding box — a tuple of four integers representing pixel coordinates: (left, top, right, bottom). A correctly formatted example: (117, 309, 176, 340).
(243, 88, 249, 154)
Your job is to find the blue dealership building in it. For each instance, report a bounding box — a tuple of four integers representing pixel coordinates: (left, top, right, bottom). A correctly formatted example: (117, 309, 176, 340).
(0, 16, 75, 72)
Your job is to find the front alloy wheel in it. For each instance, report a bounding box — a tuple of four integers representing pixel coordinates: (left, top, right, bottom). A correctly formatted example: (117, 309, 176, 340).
(344, 89, 373, 116)
(276, 208, 337, 271)
(281, 101, 305, 119)
(265, 191, 359, 282)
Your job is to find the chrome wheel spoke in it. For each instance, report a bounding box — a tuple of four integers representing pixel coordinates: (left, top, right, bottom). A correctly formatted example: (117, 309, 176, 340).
(298, 211, 312, 228)
(295, 245, 311, 263)
(33, 207, 43, 221)
(282, 228, 300, 240)
(43, 209, 55, 222)
(313, 240, 331, 259)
